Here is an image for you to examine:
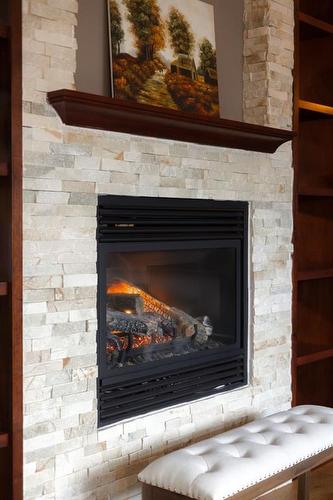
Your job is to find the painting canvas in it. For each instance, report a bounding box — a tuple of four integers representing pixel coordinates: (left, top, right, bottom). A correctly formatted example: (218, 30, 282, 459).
(107, 0, 220, 117)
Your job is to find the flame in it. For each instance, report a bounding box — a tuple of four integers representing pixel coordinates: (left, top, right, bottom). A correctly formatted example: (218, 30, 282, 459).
(107, 279, 172, 317)
(106, 280, 174, 354)
(107, 281, 138, 295)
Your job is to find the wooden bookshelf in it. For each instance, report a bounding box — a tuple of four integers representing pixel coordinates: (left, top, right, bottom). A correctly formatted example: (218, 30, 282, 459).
(0, 433, 9, 449)
(0, 1, 22, 499)
(299, 25, 333, 107)
(0, 162, 9, 176)
(297, 358, 333, 407)
(0, 23, 9, 40)
(298, 0, 333, 24)
(297, 347, 333, 367)
(293, 1, 333, 408)
(298, 187, 333, 197)
(297, 268, 333, 281)
(299, 99, 333, 118)
(0, 282, 8, 296)
(299, 12, 333, 37)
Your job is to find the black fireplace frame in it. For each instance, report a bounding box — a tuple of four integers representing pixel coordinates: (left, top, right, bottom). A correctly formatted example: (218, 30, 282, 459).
(97, 195, 248, 427)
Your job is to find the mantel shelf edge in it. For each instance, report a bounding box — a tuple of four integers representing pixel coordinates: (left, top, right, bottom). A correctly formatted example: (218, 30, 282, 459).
(47, 89, 295, 154)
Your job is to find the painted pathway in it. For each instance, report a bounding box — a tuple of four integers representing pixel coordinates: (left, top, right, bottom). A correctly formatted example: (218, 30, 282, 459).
(137, 72, 178, 109)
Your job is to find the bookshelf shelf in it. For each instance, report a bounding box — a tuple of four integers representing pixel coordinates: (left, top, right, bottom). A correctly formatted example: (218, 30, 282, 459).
(0, 433, 9, 449)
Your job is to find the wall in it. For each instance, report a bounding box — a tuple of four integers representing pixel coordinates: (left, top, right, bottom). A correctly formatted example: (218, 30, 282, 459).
(214, 0, 244, 121)
(76, 0, 109, 98)
(22, 0, 294, 499)
(75, 0, 244, 121)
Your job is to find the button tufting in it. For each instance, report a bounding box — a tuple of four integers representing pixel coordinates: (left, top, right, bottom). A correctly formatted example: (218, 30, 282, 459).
(139, 405, 333, 500)
(267, 439, 280, 446)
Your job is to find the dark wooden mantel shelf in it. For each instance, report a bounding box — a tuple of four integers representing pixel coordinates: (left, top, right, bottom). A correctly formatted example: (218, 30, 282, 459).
(47, 89, 294, 154)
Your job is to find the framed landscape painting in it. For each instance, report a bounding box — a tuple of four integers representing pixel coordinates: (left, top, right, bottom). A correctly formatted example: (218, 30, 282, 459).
(107, 0, 220, 117)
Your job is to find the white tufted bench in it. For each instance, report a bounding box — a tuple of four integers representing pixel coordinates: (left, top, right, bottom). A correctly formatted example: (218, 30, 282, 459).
(139, 405, 333, 500)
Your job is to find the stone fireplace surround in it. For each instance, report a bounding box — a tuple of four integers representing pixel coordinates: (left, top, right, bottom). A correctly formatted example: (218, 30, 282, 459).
(23, 0, 294, 499)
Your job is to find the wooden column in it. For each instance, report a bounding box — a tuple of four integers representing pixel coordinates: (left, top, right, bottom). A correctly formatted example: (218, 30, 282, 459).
(0, 0, 22, 498)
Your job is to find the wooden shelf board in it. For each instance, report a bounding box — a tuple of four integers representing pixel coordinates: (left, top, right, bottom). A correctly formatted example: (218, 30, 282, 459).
(297, 347, 333, 367)
(0, 162, 9, 176)
(0, 432, 9, 448)
(297, 269, 333, 281)
(0, 282, 8, 296)
(47, 89, 294, 154)
(298, 187, 333, 197)
(299, 12, 333, 37)
(299, 100, 333, 119)
(0, 23, 9, 39)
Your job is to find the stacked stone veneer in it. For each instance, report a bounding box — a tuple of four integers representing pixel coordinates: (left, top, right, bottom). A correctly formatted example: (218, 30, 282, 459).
(244, 0, 294, 128)
(23, 0, 294, 499)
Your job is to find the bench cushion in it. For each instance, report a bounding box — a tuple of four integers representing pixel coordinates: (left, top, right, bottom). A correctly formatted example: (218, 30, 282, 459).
(139, 405, 333, 500)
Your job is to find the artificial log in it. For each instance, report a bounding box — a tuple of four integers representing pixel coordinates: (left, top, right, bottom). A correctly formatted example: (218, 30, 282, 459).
(107, 310, 148, 336)
(171, 308, 207, 342)
(106, 311, 175, 355)
(107, 280, 212, 344)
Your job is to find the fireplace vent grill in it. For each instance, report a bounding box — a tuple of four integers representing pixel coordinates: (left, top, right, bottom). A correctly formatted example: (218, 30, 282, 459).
(98, 196, 247, 243)
(99, 354, 246, 426)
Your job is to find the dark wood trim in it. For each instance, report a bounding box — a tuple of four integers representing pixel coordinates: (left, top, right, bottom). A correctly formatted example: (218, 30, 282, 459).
(299, 11, 333, 35)
(297, 268, 333, 281)
(0, 162, 9, 176)
(47, 89, 294, 154)
(291, 0, 300, 408)
(297, 472, 310, 500)
(10, 0, 23, 498)
(142, 484, 188, 500)
(299, 187, 333, 197)
(297, 348, 333, 366)
(0, 432, 9, 449)
(0, 282, 8, 296)
(299, 99, 333, 118)
(141, 448, 333, 500)
(0, 23, 9, 39)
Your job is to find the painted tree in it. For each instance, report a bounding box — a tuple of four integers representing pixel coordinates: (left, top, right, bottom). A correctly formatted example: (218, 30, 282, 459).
(167, 7, 195, 57)
(109, 0, 124, 56)
(124, 0, 165, 60)
(199, 38, 217, 74)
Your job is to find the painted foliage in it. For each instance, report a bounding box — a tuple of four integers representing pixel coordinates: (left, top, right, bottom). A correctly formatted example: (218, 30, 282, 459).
(107, 0, 220, 117)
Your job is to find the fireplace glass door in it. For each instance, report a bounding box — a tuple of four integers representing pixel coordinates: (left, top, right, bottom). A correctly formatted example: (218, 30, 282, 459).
(99, 240, 241, 371)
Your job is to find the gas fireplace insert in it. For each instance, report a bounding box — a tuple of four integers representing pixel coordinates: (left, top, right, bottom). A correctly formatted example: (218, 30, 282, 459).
(97, 195, 248, 426)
